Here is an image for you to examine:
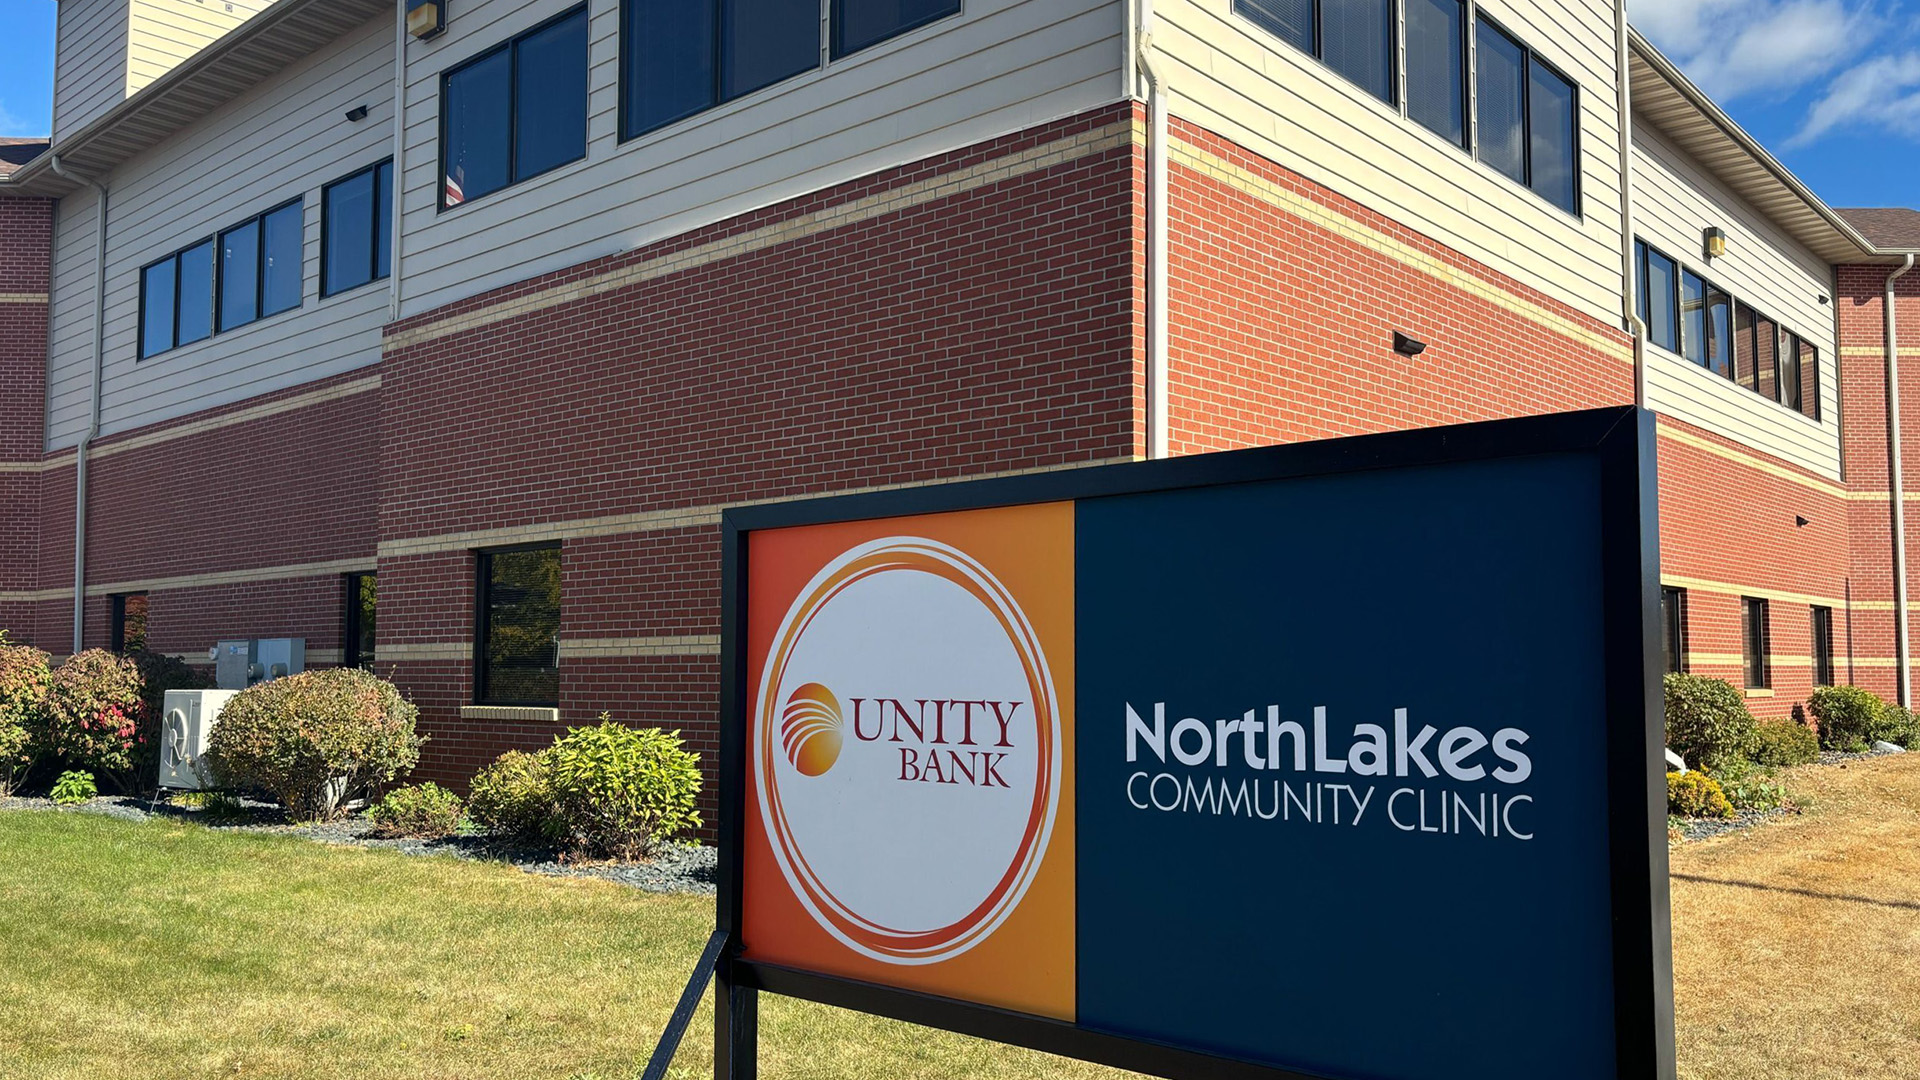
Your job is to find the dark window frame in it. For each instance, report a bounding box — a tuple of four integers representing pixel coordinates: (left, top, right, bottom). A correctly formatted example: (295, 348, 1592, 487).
(1742, 596, 1771, 690)
(1660, 586, 1688, 674)
(1233, 0, 1400, 108)
(1404, 0, 1469, 149)
(1636, 240, 1680, 353)
(474, 541, 563, 707)
(215, 195, 306, 333)
(1810, 604, 1834, 687)
(137, 237, 214, 360)
(1473, 14, 1581, 217)
(440, 5, 591, 212)
(344, 572, 377, 670)
(830, 0, 963, 60)
(320, 158, 395, 299)
(110, 592, 149, 654)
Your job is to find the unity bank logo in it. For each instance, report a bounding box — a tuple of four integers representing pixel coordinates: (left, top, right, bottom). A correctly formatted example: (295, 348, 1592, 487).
(756, 537, 1061, 965)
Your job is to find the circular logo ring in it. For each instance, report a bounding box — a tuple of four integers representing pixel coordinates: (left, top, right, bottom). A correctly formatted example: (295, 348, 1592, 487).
(755, 537, 1061, 965)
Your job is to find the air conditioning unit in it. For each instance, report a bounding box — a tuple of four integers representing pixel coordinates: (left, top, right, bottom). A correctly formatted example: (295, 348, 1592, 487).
(158, 689, 239, 790)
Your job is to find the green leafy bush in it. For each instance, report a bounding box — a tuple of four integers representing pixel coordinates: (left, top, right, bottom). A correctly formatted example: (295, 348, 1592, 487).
(1708, 758, 1791, 813)
(1751, 719, 1820, 767)
(1663, 673, 1759, 772)
(39, 650, 147, 784)
(50, 769, 97, 805)
(0, 639, 51, 796)
(367, 782, 465, 839)
(468, 749, 564, 846)
(1867, 704, 1920, 750)
(1808, 684, 1884, 751)
(206, 668, 422, 821)
(1668, 771, 1734, 819)
(547, 721, 703, 859)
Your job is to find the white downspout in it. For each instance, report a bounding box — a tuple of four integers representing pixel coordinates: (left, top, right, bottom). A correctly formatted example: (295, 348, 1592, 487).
(1615, 2, 1646, 408)
(48, 155, 107, 657)
(389, 2, 406, 320)
(1886, 254, 1915, 705)
(1137, 2, 1169, 460)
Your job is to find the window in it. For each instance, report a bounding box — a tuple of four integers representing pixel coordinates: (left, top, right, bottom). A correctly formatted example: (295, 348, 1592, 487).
(1753, 311, 1779, 402)
(139, 239, 214, 358)
(1797, 335, 1820, 421)
(620, 0, 824, 140)
(110, 593, 148, 654)
(1405, 0, 1466, 147)
(1742, 597, 1770, 690)
(1680, 270, 1707, 367)
(323, 160, 394, 297)
(218, 199, 304, 332)
(1660, 586, 1687, 675)
(832, 0, 961, 59)
(1235, 0, 1396, 105)
(1705, 285, 1733, 378)
(1733, 302, 1758, 390)
(443, 7, 588, 208)
(1636, 242, 1678, 353)
(1779, 329, 1803, 413)
(345, 572, 377, 670)
(1473, 19, 1578, 213)
(476, 544, 561, 706)
(1811, 605, 1834, 687)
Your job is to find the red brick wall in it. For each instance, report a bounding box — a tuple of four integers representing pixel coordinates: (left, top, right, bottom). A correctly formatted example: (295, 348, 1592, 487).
(378, 106, 1141, 799)
(0, 197, 51, 641)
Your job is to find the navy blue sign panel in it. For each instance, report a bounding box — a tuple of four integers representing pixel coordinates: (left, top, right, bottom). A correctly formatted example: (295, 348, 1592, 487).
(716, 406, 1675, 1080)
(1076, 454, 1615, 1079)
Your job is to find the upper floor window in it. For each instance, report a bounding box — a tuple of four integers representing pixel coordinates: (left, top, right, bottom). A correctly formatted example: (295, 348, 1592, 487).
(1636, 241, 1678, 354)
(1405, 0, 1466, 147)
(1636, 238, 1820, 422)
(1476, 19, 1579, 215)
(443, 7, 589, 209)
(1235, 0, 1396, 105)
(832, 0, 961, 59)
(323, 160, 394, 297)
(140, 238, 214, 358)
(219, 199, 303, 332)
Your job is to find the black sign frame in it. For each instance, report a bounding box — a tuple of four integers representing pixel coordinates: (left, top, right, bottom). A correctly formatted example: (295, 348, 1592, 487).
(713, 405, 1674, 1080)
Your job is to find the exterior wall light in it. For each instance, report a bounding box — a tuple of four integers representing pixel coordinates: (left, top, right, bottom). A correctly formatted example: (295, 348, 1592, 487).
(1393, 332, 1428, 357)
(344, 105, 369, 122)
(406, 0, 446, 39)
(1703, 226, 1728, 260)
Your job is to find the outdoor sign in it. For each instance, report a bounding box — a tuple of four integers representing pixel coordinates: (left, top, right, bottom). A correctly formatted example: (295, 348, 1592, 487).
(714, 407, 1675, 1080)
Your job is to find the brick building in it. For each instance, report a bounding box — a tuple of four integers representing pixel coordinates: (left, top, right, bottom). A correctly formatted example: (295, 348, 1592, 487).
(1, 0, 1916, 806)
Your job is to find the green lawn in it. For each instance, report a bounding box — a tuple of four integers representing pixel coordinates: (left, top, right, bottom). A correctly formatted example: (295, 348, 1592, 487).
(0, 812, 1131, 1080)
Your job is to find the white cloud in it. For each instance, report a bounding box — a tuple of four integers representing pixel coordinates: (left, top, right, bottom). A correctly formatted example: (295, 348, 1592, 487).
(1787, 51, 1920, 146)
(1629, 0, 1881, 102)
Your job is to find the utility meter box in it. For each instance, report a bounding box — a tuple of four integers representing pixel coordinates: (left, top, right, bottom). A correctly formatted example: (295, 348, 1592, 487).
(158, 689, 239, 789)
(213, 638, 306, 689)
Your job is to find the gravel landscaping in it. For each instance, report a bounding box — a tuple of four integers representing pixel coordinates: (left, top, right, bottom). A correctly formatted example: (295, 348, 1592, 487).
(0, 793, 716, 895)
(1670, 746, 1908, 842)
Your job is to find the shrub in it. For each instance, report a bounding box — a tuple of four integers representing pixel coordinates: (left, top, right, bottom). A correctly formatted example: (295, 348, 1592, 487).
(0, 640, 51, 796)
(206, 668, 422, 821)
(547, 720, 703, 859)
(40, 650, 147, 784)
(1751, 719, 1820, 767)
(469, 749, 564, 846)
(50, 769, 97, 805)
(1668, 771, 1734, 819)
(1867, 704, 1920, 750)
(367, 782, 465, 839)
(1663, 674, 1759, 772)
(1808, 684, 1885, 751)
(1708, 758, 1791, 813)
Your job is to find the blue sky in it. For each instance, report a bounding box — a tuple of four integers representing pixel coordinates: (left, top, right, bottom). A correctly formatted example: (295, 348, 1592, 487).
(0, 0, 1913, 209)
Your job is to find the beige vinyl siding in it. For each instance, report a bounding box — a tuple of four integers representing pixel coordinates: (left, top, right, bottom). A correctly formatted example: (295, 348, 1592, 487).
(1632, 122, 1840, 479)
(52, 0, 131, 141)
(1150, 0, 1626, 327)
(394, 0, 1127, 318)
(45, 14, 394, 451)
(125, 0, 276, 95)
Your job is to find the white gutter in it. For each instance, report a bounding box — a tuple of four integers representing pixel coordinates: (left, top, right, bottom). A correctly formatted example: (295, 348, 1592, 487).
(388, 2, 405, 321)
(1137, 2, 1169, 460)
(1887, 253, 1915, 706)
(47, 155, 107, 656)
(1615, 0, 1646, 408)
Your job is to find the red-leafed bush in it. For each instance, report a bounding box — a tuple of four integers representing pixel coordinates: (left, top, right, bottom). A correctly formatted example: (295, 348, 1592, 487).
(39, 649, 147, 786)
